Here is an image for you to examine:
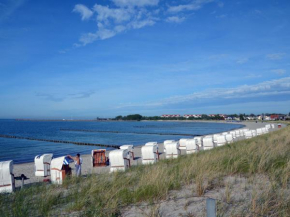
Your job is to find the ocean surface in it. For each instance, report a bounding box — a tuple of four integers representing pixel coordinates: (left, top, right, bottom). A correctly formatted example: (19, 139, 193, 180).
(0, 120, 243, 164)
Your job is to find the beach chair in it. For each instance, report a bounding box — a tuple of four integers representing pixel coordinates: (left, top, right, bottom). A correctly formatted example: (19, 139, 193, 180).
(239, 130, 245, 136)
(0, 160, 15, 193)
(235, 130, 241, 138)
(213, 134, 220, 144)
(202, 137, 215, 150)
(194, 136, 203, 150)
(225, 134, 233, 143)
(229, 131, 236, 139)
(120, 145, 135, 161)
(256, 128, 263, 136)
(245, 131, 253, 139)
(216, 135, 227, 146)
(92, 149, 107, 167)
(265, 124, 271, 130)
(251, 130, 257, 137)
(51, 156, 73, 184)
(34, 153, 53, 177)
(109, 149, 131, 172)
(271, 124, 275, 129)
(222, 132, 228, 136)
(164, 141, 181, 159)
(261, 128, 266, 134)
(145, 142, 160, 159)
(179, 138, 188, 150)
(185, 139, 198, 154)
(141, 144, 159, 164)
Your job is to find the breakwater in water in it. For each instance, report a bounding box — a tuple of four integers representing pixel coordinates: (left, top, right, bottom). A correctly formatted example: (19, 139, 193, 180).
(60, 128, 198, 137)
(0, 134, 120, 149)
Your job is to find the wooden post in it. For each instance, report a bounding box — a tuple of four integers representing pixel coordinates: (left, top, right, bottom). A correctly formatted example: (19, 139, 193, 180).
(206, 198, 216, 217)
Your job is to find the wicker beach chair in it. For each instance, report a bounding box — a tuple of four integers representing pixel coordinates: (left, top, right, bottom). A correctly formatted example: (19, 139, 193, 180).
(109, 149, 130, 173)
(34, 154, 53, 177)
(0, 160, 15, 193)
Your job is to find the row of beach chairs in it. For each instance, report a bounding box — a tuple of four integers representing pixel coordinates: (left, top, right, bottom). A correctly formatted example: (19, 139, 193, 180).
(0, 124, 275, 192)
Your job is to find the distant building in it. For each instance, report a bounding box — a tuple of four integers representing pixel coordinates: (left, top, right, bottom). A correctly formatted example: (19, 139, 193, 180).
(161, 114, 181, 118)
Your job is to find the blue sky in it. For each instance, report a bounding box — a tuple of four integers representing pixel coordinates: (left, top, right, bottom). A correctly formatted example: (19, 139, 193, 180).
(0, 0, 290, 119)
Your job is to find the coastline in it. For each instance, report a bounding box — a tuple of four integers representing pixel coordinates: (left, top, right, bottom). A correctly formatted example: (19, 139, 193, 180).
(12, 121, 281, 188)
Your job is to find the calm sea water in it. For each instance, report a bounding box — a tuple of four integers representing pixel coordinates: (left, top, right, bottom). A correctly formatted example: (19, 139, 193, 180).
(0, 120, 243, 164)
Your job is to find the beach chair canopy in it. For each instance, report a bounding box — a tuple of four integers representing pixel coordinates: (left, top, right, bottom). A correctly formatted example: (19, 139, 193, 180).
(141, 145, 158, 164)
(235, 130, 241, 137)
(109, 149, 130, 168)
(34, 153, 53, 177)
(213, 134, 220, 142)
(164, 141, 180, 158)
(203, 137, 215, 149)
(179, 138, 188, 150)
(245, 131, 252, 139)
(164, 140, 175, 145)
(145, 142, 158, 147)
(271, 124, 275, 128)
(225, 134, 233, 143)
(51, 157, 66, 171)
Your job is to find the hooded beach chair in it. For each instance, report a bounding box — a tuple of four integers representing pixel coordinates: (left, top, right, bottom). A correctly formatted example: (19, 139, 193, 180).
(213, 134, 220, 145)
(225, 134, 233, 143)
(235, 130, 241, 138)
(0, 160, 15, 193)
(51, 156, 73, 184)
(92, 149, 107, 167)
(256, 128, 263, 136)
(251, 130, 257, 137)
(229, 131, 236, 139)
(109, 149, 130, 172)
(185, 139, 199, 154)
(245, 131, 253, 139)
(239, 130, 245, 136)
(164, 141, 181, 159)
(194, 136, 203, 150)
(216, 135, 227, 146)
(179, 138, 188, 150)
(271, 124, 275, 129)
(145, 142, 160, 159)
(34, 153, 53, 177)
(202, 137, 215, 150)
(141, 144, 159, 164)
(120, 145, 135, 161)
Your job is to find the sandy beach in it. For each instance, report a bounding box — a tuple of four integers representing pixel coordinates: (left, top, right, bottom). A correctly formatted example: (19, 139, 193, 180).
(12, 121, 283, 188)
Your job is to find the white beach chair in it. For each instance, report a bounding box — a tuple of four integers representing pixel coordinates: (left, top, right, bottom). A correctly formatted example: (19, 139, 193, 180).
(164, 141, 181, 159)
(261, 128, 267, 134)
(194, 136, 203, 150)
(225, 134, 233, 143)
(0, 160, 15, 193)
(256, 128, 263, 136)
(271, 124, 275, 129)
(109, 149, 130, 172)
(202, 137, 215, 150)
(120, 145, 135, 161)
(141, 144, 159, 164)
(251, 130, 257, 137)
(265, 124, 271, 130)
(179, 138, 188, 150)
(229, 131, 236, 139)
(51, 156, 73, 184)
(245, 131, 253, 139)
(213, 134, 220, 144)
(222, 132, 228, 136)
(216, 135, 227, 146)
(186, 139, 199, 154)
(34, 153, 53, 177)
(235, 130, 241, 138)
(239, 130, 245, 136)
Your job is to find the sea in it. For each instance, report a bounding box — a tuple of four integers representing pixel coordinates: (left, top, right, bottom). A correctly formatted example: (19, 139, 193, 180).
(0, 119, 244, 164)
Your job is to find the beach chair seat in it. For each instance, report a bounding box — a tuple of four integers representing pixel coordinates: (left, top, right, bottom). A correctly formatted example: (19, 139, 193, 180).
(225, 134, 233, 143)
(179, 138, 188, 150)
(51, 156, 73, 184)
(164, 142, 181, 159)
(185, 139, 198, 154)
(120, 145, 135, 160)
(92, 149, 107, 167)
(245, 131, 253, 139)
(0, 160, 15, 193)
(109, 149, 130, 172)
(34, 153, 53, 177)
(141, 144, 159, 164)
(202, 137, 215, 150)
(216, 135, 227, 146)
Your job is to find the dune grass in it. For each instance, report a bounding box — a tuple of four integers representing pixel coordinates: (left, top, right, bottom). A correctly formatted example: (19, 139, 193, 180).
(1, 125, 290, 216)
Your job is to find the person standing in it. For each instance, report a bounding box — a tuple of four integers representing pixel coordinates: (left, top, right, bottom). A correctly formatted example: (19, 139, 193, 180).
(67, 153, 82, 177)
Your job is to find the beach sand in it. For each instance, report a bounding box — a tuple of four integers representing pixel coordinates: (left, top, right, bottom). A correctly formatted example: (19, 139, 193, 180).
(13, 121, 283, 188)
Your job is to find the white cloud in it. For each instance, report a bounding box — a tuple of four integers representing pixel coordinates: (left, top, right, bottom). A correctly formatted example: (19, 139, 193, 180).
(271, 69, 286, 75)
(166, 16, 186, 23)
(236, 57, 248, 64)
(93, 4, 133, 23)
(129, 19, 155, 29)
(112, 0, 159, 7)
(266, 53, 286, 60)
(117, 77, 290, 108)
(168, 0, 214, 13)
(73, 4, 93, 21)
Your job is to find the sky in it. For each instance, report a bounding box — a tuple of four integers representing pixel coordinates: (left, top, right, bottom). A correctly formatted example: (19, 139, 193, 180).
(0, 0, 290, 119)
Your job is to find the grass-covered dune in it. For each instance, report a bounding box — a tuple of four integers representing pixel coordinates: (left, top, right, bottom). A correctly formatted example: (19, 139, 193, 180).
(1, 125, 290, 216)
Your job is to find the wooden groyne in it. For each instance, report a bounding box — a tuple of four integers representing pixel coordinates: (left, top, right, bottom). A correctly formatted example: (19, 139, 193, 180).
(60, 129, 197, 137)
(0, 134, 120, 149)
